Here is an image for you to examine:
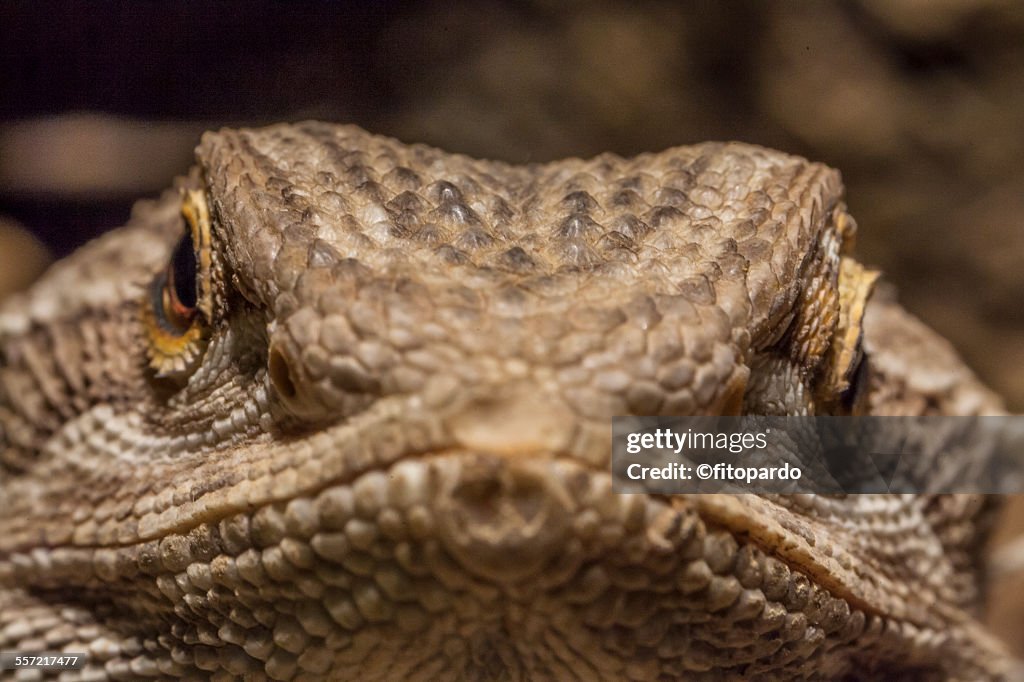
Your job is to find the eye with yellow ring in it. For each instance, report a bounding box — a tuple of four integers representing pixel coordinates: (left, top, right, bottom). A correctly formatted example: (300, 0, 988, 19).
(144, 189, 214, 381)
(822, 257, 879, 414)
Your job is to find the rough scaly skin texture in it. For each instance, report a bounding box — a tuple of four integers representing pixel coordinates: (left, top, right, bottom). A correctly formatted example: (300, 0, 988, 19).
(0, 122, 1013, 680)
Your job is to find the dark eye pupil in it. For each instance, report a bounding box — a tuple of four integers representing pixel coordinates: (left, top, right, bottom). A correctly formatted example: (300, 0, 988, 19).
(170, 230, 197, 309)
(839, 349, 869, 412)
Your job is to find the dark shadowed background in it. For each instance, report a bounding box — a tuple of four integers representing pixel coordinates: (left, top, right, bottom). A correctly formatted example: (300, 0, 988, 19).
(2, 0, 1023, 649)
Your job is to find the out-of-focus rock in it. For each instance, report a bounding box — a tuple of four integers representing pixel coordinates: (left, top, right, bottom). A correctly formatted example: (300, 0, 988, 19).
(0, 217, 50, 300)
(0, 115, 205, 199)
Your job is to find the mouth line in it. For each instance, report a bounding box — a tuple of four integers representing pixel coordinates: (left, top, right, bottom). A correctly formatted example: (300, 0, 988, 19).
(3, 448, 973, 643)
(5, 448, 614, 557)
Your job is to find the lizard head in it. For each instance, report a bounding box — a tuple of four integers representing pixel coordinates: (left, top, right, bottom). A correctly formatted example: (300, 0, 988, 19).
(177, 123, 879, 429)
(0, 122, 1007, 678)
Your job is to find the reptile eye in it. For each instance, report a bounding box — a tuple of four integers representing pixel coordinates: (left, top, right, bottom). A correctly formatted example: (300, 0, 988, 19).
(144, 189, 214, 381)
(159, 230, 198, 332)
(822, 257, 879, 414)
(838, 345, 869, 412)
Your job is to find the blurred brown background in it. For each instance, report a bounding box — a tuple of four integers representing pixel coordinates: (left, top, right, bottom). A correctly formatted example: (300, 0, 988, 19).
(2, 0, 1023, 649)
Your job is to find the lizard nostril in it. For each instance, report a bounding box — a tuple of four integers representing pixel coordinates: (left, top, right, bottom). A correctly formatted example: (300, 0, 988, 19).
(266, 338, 379, 422)
(268, 346, 297, 399)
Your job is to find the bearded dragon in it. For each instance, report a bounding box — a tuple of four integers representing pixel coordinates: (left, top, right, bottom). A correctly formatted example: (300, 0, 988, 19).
(0, 122, 1013, 680)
